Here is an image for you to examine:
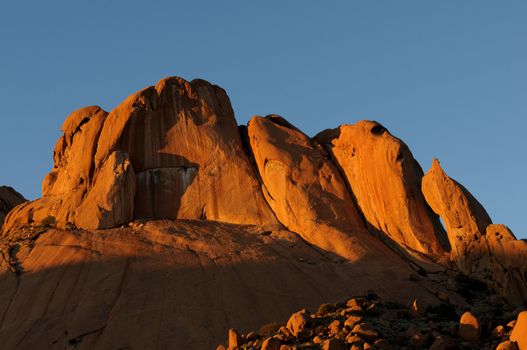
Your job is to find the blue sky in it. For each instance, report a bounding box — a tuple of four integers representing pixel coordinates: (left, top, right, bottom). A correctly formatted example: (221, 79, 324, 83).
(0, 1, 525, 237)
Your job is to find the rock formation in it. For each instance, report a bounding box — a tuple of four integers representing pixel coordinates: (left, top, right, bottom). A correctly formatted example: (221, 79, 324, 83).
(315, 121, 449, 257)
(422, 159, 527, 304)
(247, 115, 398, 262)
(0, 76, 525, 349)
(0, 186, 26, 228)
(2, 77, 278, 233)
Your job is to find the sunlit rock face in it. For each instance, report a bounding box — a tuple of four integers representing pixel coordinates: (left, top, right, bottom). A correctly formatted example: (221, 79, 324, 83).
(314, 121, 449, 257)
(2, 75, 527, 350)
(93, 77, 277, 225)
(0, 186, 26, 228)
(247, 115, 403, 262)
(2, 77, 278, 233)
(422, 159, 527, 304)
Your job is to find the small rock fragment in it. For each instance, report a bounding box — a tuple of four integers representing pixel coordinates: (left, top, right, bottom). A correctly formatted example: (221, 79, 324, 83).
(492, 325, 506, 338)
(261, 337, 281, 350)
(328, 320, 341, 336)
(229, 328, 242, 348)
(344, 315, 363, 328)
(411, 298, 423, 318)
(351, 323, 379, 339)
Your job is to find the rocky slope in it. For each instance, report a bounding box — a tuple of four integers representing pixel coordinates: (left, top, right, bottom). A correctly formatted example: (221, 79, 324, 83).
(0, 76, 525, 349)
(217, 292, 527, 350)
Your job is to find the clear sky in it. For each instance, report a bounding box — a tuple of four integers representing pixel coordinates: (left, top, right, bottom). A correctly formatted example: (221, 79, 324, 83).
(0, 1, 525, 237)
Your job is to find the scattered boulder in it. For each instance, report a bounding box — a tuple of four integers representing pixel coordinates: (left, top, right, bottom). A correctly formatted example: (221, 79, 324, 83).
(286, 309, 310, 338)
(228, 328, 242, 349)
(497, 341, 519, 350)
(261, 337, 281, 350)
(458, 311, 481, 341)
(511, 311, 527, 350)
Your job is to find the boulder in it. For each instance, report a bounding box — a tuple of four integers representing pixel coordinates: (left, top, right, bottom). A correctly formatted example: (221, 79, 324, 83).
(315, 121, 448, 257)
(497, 341, 519, 350)
(286, 309, 310, 337)
(458, 311, 481, 341)
(511, 311, 527, 350)
(228, 328, 242, 349)
(2, 77, 278, 233)
(0, 186, 26, 228)
(261, 337, 281, 350)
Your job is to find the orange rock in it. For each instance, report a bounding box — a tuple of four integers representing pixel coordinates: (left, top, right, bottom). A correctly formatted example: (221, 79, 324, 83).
(422, 160, 527, 304)
(422, 159, 491, 270)
(2, 77, 278, 233)
(261, 337, 281, 350)
(511, 312, 527, 350)
(95, 77, 276, 225)
(228, 328, 242, 349)
(458, 311, 481, 341)
(74, 151, 136, 229)
(247, 115, 421, 264)
(315, 121, 448, 256)
(286, 309, 310, 337)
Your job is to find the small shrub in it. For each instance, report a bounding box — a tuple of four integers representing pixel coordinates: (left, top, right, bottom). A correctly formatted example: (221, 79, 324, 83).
(40, 215, 57, 228)
(258, 322, 282, 336)
(317, 303, 336, 315)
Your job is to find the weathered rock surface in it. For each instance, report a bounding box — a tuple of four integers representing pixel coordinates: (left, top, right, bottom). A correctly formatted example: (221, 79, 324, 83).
(94, 77, 276, 225)
(2, 77, 277, 233)
(0, 186, 26, 228)
(422, 160, 527, 304)
(315, 121, 448, 257)
(422, 159, 492, 270)
(1, 76, 525, 350)
(247, 115, 412, 263)
(0, 221, 456, 350)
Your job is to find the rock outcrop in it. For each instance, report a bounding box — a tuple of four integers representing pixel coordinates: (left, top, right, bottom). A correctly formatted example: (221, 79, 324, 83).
(1, 76, 525, 349)
(422, 159, 527, 304)
(315, 121, 448, 257)
(2, 77, 278, 233)
(0, 186, 26, 228)
(247, 115, 394, 262)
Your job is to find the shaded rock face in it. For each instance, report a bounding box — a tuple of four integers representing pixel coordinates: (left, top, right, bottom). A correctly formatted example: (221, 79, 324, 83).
(0, 221, 457, 350)
(422, 160, 527, 304)
(2, 77, 277, 233)
(0, 186, 26, 228)
(315, 121, 448, 257)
